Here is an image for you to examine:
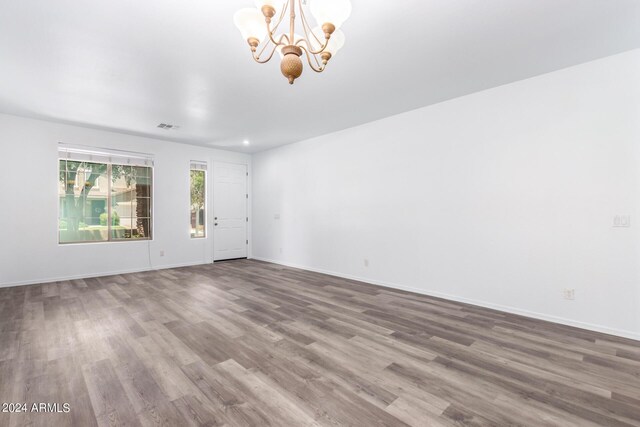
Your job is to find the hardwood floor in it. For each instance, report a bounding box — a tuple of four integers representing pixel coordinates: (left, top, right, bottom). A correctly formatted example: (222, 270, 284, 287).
(1, 259, 639, 426)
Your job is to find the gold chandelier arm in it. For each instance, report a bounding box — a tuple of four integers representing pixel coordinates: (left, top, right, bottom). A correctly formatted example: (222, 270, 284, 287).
(255, 35, 273, 60)
(298, 0, 324, 46)
(273, 0, 289, 30)
(252, 43, 279, 64)
(305, 42, 324, 70)
(246, 11, 285, 59)
(296, 0, 331, 54)
(252, 33, 289, 63)
(299, 45, 325, 73)
(265, 24, 282, 47)
(296, 36, 329, 55)
(264, 0, 290, 47)
(295, 19, 330, 54)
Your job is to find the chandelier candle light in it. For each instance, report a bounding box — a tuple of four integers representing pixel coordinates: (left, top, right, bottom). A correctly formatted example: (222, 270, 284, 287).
(234, 0, 352, 84)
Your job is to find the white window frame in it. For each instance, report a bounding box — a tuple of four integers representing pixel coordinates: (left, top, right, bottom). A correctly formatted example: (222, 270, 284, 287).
(58, 144, 154, 244)
(190, 161, 208, 239)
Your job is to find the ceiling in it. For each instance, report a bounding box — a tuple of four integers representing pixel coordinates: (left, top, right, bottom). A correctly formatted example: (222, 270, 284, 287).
(1, 1, 639, 153)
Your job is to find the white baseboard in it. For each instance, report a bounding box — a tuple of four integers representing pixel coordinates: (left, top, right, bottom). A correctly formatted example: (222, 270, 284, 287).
(251, 256, 640, 341)
(0, 260, 210, 289)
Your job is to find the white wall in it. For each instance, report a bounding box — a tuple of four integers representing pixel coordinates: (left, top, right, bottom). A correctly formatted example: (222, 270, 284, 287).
(0, 113, 250, 287)
(252, 49, 640, 340)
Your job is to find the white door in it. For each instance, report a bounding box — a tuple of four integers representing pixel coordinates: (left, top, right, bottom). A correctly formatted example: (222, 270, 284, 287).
(213, 162, 247, 261)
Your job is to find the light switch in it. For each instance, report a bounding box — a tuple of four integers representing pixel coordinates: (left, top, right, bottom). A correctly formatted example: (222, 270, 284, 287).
(613, 215, 631, 228)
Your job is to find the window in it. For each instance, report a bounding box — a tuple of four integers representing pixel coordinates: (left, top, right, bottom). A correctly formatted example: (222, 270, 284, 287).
(190, 162, 207, 238)
(58, 146, 153, 244)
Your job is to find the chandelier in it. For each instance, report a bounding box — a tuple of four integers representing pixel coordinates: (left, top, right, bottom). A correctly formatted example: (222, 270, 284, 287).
(234, 0, 352, 84)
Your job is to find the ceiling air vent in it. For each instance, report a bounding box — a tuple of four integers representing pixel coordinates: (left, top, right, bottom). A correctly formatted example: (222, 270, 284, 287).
(157, 123, 180, 130)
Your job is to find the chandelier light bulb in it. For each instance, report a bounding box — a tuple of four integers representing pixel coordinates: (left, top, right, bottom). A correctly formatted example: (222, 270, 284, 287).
(310, 27, 345, 56)
(310, 0, 352, 29)
(233, 8, 266, 43)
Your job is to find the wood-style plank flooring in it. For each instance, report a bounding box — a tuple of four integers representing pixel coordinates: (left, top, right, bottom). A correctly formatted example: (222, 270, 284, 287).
(1, 259, 639, 426)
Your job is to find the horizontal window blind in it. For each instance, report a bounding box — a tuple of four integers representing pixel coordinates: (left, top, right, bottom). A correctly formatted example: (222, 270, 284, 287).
(190, 161, 208, 171)
(58, 144, 154, 167)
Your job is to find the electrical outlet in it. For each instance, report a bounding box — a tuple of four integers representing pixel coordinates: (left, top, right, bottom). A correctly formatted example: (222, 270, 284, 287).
(563, 289, 575, 300)
(160, 250, 165, 257)
(613, 215, 631, 228)
(364, 259, 369, 267)
(274, 213, 281, 220)
(279, 247, 283, 254)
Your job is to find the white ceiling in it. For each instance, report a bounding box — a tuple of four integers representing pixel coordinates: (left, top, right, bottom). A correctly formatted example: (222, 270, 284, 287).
(1, 0, 639, 153)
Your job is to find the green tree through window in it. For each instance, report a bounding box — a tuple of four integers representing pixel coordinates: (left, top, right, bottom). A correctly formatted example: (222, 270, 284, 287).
(190, 169, 206, 238)
(59, 160, 152, 243)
